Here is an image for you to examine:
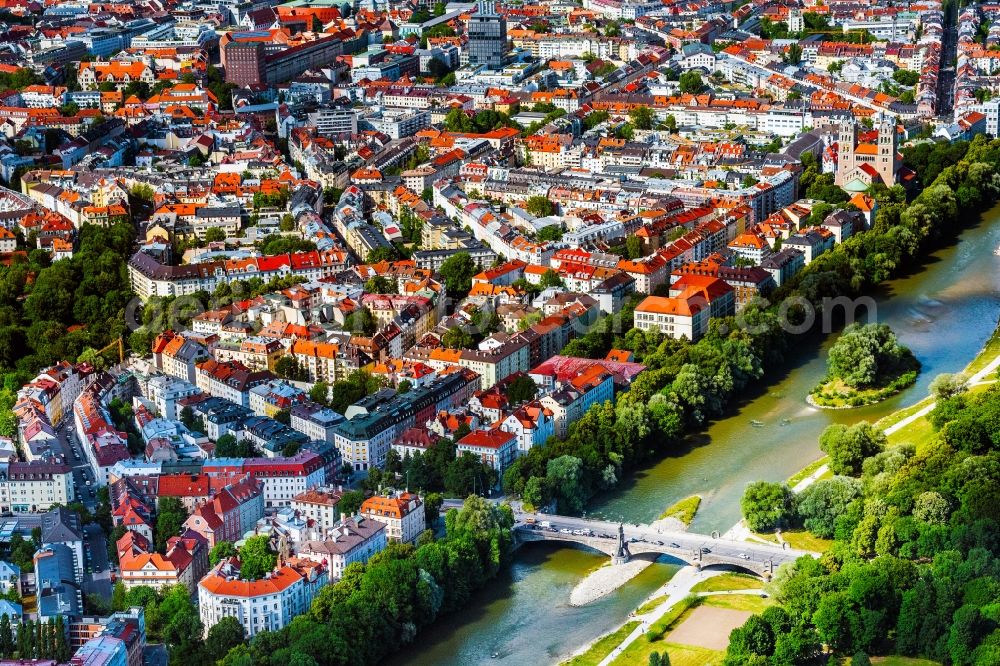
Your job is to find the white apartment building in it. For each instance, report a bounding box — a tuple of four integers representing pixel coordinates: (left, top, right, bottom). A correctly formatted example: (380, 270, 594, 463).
(290, 487, 347, 533)
(359, 492, 425, 544)
(0, 461, 74, 513)
(198, 557, 328, 638)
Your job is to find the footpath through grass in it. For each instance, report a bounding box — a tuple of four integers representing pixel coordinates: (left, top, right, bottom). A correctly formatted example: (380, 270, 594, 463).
(561, 621, 640, 666)
(610, 597, 715, 666)
(964, 326, 1000, 376)
(786, 457, 828, 487)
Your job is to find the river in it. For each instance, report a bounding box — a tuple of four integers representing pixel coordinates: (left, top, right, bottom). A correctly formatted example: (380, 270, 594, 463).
(398, 209, 1000, 665)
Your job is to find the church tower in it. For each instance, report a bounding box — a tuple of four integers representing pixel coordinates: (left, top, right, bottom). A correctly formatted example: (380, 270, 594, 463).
(877, 120, 898, 186)
(835, 120, 857, 187)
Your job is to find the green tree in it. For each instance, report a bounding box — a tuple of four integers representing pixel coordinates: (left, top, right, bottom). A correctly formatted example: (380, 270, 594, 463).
(506, 375, 537, 404)
(309, 382, 329, 405)
(204, 227, 226, 243)
(338, 490, 365, 516)
(546, 455, 586, 513)
(0, 614, 12, 658)
(784, 43, 802, 65)
(204, 616, 245, 664)
(539, 269, 564, 289)
(825, 322, 917, 389)
(740, 481, 793, 532)
(441, 327, 474, 349)
(209, 541, 237, 566)
(275, 355, 307, 381)
(536, 225, 564, 241)
(438, 252, 477, 298)
(794, 476, 861, 537)
(819, 422, 885, 476)
(929, 372, 968, 399)
(238, 535, 277, 580)
(625, 235, 643, 260)
(108, 524, 127, 564)
(344, 307, 377, 336)
(629, 106, 655, 130)
(364, 276, 396, 294)
(366, 247, 396, 263)
(525, 195, 555, 217)
(155, 497, 187, 553)
(678, 71, 704, 94)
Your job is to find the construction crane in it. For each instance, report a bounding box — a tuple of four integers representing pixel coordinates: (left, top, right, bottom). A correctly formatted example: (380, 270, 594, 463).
(95, 336, 125, 365)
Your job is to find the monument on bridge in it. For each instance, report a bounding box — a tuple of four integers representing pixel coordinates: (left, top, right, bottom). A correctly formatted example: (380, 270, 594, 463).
(611, 523, 630, 565)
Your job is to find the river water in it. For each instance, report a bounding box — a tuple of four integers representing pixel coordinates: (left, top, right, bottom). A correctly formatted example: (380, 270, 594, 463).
(399, 210, 1000, 665)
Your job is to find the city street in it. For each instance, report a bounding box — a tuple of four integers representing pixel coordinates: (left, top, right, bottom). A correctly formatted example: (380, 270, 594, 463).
(50, 417, 111, 599)
(54, 419, 98, 511)
(83, 523, 113, 599)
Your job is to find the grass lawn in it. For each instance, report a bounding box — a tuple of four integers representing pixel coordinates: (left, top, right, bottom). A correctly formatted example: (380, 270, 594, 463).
(874, 396, 934, 431)
(964, 326, 1000, 376)
(658, 495, 701, 525)
(837, 657, 941, 666)
(968, 382, 996, 395)
(691, 573, 763, 594)
(810, 374, 916, 409)
(562, 621, 640, 666)
(886, 413, 937, 452)
(610, 641, 722, 666)
(787, 457, 829, 487)
(756, 529, 833, 553)
(635, 594, 670, 616)
(701, 594, 774, 613)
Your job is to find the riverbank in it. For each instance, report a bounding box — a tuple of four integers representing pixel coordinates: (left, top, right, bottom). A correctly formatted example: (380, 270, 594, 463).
(569, 554, 658, 607)
(808, 369, 919, 409)
(656, 495, 700, 527)
(566, 567, 774, 666)
(405, 212, 1000, 666)
(732, 324, 1000, 550)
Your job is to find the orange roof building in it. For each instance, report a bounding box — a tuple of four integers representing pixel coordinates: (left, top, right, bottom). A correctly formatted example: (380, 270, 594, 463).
(359, 491, 424, 544)
(198, 556, 327, 638)
(633, 294, 709, 341)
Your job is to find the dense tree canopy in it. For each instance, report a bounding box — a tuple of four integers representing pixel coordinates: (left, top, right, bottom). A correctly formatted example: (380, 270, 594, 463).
(216, 497, 514, 666)
(239, 535, 277, 580)
(726, 385, 1000, 664)
(740, 481, 794, 532)
(826, 323, 919, 389)
(820, 422, 886, 476)
(438, 252, 477, 298)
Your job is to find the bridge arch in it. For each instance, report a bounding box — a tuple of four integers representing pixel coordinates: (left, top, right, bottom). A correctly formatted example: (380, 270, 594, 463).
(699, 561, 769, 580)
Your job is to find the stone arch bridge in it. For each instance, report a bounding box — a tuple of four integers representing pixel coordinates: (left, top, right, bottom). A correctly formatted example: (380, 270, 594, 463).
(514, 512, 812, 580)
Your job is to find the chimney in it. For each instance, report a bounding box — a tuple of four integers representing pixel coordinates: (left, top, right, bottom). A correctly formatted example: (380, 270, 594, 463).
(340, 512, 346, 524)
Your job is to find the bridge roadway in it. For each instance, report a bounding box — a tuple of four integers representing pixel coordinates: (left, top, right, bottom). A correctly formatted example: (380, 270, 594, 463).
(513, 512, 812, 578)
